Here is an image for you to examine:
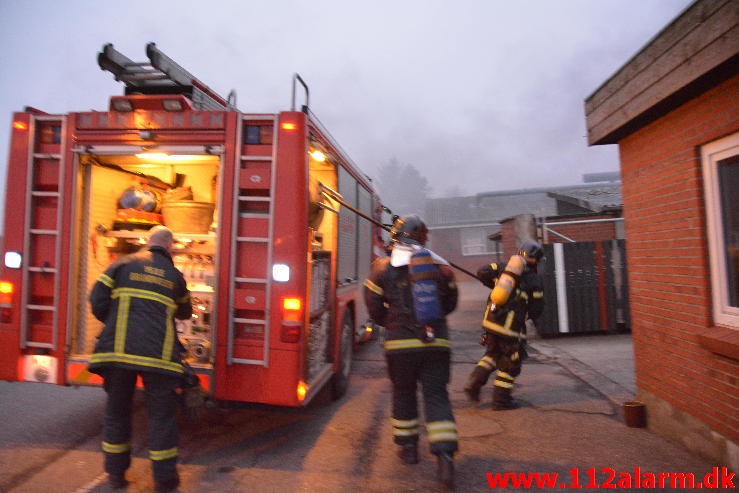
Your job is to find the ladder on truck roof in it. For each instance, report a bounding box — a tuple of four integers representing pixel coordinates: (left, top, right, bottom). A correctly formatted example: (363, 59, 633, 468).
(97, 42, 234, 111)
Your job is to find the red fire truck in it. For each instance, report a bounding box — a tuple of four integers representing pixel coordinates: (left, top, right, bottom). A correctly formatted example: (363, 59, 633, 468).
(0, 43, 386, 407)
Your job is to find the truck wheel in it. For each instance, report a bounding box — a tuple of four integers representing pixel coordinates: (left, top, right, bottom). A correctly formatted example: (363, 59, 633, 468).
(331, 311, 354, 400)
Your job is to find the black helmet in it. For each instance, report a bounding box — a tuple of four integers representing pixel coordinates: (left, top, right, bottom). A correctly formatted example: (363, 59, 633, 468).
(518, 240, 543, 262)
(391, 215, 428, 246)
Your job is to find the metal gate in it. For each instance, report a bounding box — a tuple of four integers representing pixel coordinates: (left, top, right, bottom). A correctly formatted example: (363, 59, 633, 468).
(538, 240, 630, 335)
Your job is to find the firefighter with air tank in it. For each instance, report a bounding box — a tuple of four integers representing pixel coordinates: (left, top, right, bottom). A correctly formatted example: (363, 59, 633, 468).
(464, 240, 545, 409)
(363, 215, 459, 490)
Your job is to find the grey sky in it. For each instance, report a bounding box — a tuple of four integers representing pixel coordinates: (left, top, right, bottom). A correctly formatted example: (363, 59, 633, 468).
(0, 0, 693, 215)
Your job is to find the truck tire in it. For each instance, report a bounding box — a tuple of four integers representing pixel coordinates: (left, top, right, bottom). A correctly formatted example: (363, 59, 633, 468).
(331, 310, 354, 400)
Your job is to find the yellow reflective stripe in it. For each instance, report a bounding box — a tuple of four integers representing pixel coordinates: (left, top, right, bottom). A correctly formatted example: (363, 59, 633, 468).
(384, 338, 451, 351)
(112, 287, 176, 308)
(504, 311, 514, 330)
(162, 305, 175, 361)
(102, 441, 131, 454)
(495, 370, 514, 388)
(477, 355, 495, 370)
(392, 418, 419, 428)
(90, 352, 184, 374)
(482, 317, 526, 339)
(394, 428, 419, 437)
(482, 320, 525, 339)
(427, 420, 458, 443)
(114, 296, 130, 353)
(98, 273, 115, 288)
(533, 290, 544, 299)
(149, 447, 178, 461)
(364, 279, 383, 296)
(392, 418, 420, 437)
(429, 431, 458, 442)
(427, 420, 456, 432)
(497, 370, 513, 381)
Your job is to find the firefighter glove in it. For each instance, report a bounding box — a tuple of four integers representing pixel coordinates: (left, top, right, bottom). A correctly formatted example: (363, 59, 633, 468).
(181, 363, 206, 420)
(479, 331, 490, 346)
(183, 384, 207, 420)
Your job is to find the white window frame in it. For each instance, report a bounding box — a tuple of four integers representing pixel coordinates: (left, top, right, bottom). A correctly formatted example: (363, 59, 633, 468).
(701, 132, 739, 329)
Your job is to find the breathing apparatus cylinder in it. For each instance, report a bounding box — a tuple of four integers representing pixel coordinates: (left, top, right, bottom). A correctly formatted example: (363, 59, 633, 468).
(491, 254, 525, 306)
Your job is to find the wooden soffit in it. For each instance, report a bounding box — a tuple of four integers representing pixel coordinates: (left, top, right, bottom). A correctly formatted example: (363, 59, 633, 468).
(585, 0, 739, 145)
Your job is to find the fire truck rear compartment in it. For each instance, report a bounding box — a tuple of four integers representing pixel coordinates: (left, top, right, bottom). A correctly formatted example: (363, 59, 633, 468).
(72, 152, 220, 370)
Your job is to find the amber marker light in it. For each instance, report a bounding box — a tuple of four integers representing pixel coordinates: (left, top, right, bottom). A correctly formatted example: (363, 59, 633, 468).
(281, 122, 297, 130)
(297, 380, 308, 402)
(13, 121, 27, 130)
(0, 281, 13, 298)
(283, 297, 302, 321)
(0, 281, 14, 322)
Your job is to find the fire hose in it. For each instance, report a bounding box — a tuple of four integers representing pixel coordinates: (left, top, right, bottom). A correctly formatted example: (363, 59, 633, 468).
(318, 183, 479, 281)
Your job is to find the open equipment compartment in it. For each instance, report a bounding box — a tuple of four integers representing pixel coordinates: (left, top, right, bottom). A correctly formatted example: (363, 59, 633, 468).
(71, 150, 221, 372)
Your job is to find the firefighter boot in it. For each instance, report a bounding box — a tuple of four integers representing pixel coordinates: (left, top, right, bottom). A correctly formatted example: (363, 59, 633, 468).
(492, 386, 518, 410)
(436, 452, 455, 490)
(155, 474, 180, 493)
(108, 472, 129, 490)
(464, 365, 492, 402)
(463, 381, 481, 402)
(398, 443, 419, 465)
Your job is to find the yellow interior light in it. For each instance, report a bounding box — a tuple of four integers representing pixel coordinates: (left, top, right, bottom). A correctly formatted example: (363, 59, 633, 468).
(135, 152, 169, 160)
(134, 153, 215, 163)
(309, 149, 326, 162)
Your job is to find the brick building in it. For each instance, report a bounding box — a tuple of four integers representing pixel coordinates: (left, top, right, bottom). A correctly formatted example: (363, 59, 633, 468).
(496, 185, 624, 259)
(425, 181, 621, 273)
(585, 0, 738, 468)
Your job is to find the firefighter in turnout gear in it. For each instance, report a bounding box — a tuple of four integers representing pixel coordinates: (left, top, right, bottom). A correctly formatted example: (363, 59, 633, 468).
(364, 215, 459, 490)
(88, 226, 192, 492)
(464, 240, 545, 410)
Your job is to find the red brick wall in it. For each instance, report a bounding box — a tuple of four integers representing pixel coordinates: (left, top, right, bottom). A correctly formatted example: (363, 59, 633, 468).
(544, 216, 619, 244)
(619, 74, 739, 442)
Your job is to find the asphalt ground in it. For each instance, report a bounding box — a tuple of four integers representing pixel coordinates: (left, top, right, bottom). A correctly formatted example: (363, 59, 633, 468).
(2, 280, 731, 492)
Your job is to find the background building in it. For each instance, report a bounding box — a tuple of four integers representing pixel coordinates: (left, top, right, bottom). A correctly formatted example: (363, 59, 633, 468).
(425, 179, 621, 272)
(425, 180, 627, 336)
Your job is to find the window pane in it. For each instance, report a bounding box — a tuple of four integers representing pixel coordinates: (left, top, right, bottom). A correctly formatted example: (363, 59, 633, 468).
(718, 156, 739, 307)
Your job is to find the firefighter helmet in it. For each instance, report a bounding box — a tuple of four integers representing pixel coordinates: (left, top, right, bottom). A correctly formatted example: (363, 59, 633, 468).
(391, 215, 428, 246)
(518, 240, 544, 262)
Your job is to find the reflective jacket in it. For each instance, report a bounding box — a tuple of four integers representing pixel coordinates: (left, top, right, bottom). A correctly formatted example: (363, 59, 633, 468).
(478, 261, 544, 339)
(88, 246, 191, 377)
(364, 247, 458, 353)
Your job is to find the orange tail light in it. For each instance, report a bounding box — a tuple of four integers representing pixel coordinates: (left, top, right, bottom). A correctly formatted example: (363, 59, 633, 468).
(0, 281, 14, 323)
(280, 297, 303, 343)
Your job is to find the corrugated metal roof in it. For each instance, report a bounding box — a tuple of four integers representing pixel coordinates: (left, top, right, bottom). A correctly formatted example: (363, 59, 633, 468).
(425, 183, 621, 226)
(548, 186, 622, 213)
